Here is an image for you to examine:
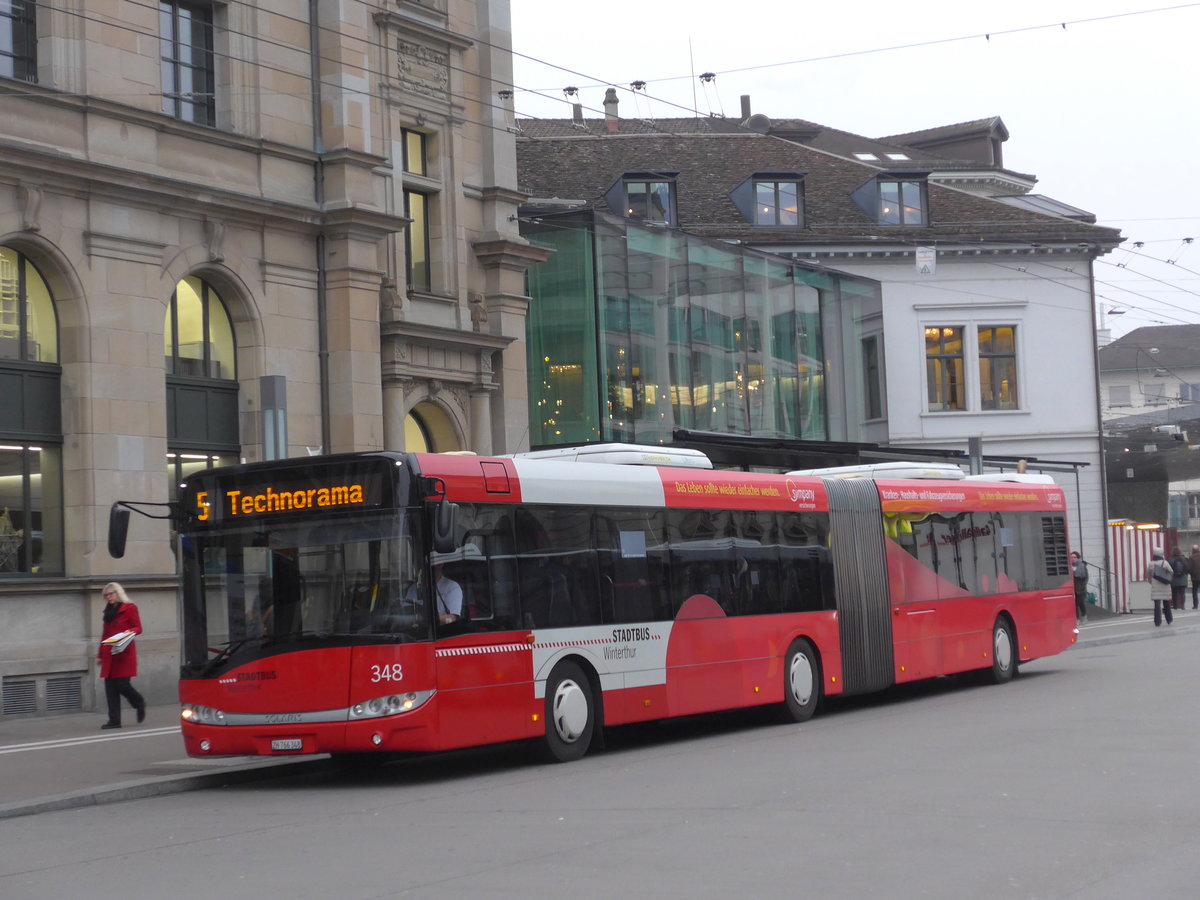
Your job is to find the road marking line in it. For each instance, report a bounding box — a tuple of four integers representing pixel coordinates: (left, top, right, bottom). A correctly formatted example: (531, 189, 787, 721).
(0, 726, 180, 754)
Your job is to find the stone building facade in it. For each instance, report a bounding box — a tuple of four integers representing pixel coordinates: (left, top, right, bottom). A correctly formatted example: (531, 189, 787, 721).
(0, 0, 543, 716)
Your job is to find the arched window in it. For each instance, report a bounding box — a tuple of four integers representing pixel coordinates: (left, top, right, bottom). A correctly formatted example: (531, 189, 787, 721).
(0, 246, 62, 575)
(164, 276, 239, 494)
(404, 402, 459, 453)
(165, 276, 235, 379)
(405, 411, 433, 452)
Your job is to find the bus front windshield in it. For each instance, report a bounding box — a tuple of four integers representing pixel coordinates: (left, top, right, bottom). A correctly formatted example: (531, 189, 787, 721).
(181, 510, 429, 673)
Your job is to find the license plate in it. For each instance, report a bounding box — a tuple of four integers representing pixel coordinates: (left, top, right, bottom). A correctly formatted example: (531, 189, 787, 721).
(271, 738, 303, 751)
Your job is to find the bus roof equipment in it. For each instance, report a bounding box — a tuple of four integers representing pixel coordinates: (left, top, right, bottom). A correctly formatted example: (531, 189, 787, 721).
(788, 461, 966, 480)
(512, 443, 713, 469)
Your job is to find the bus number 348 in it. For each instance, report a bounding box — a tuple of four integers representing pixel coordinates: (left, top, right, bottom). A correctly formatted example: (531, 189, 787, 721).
(370, 664, 403, 683)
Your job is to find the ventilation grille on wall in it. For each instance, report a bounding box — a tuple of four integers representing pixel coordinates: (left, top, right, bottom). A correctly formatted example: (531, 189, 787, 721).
(3, 673, 85, 716)
(46, 675, 83, 712)
(2, 679, 37, 716)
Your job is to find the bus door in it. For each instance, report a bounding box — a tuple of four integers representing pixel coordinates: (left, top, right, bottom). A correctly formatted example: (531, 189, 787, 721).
(824, 478, 894, 694)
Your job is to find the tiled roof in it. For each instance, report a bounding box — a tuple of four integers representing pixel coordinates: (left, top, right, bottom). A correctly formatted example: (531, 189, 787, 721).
(1098, 325, 1200, 371)
(518, 115, 956, 167)
(880, 116, 1008, 146)
(516, 125, 1122, 247)
(520, 112, 1036, 176)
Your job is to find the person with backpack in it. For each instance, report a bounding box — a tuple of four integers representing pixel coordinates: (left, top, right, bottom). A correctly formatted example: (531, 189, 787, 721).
(1070, 551, 1089, 622)
(1170, 547, 1190, 610)
(1149, 552, 1174, 626)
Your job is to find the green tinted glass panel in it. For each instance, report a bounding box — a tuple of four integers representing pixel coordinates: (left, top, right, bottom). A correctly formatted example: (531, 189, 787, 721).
(522, 213, 865, 446)
(524, 223, 601, 445)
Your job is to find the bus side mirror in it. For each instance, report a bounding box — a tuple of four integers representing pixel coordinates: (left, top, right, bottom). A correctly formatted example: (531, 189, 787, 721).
(432, 499, 458, 554)
(108, 504, 130, 559)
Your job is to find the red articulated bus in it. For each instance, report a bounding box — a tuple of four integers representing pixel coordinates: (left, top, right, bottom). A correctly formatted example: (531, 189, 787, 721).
(136, 445, 1075, 765)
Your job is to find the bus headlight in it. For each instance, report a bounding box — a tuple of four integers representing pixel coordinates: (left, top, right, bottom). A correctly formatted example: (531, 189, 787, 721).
(181, 704, 227, 726)
(348, 690, 434, 720)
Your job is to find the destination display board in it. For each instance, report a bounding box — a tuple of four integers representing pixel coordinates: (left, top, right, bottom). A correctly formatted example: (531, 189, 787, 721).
(181, 457, 400, 527)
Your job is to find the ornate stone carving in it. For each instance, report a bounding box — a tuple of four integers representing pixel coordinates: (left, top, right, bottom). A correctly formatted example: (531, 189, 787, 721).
(380, 276, 403, 320)
(17, 184, 41, 233)
(428, 379, 443, 395)
(397, 40, 449, 99)
(204, 217, 226, 262)
(469, 291, 488, 331)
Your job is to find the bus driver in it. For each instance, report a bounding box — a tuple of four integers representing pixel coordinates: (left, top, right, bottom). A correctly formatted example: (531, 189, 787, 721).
(406, 564, 463, 624)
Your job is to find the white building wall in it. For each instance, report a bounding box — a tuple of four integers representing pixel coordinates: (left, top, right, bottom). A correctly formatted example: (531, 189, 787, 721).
(818, 251, 1109, 596)
(1100, 363, 1200, 421)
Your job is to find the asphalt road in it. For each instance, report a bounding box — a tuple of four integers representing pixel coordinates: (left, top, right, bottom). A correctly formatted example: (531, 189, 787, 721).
(2, 618, 1198, 899)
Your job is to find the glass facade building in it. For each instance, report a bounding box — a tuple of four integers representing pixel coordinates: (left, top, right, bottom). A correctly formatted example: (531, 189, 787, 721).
(523, 211, 881, 448)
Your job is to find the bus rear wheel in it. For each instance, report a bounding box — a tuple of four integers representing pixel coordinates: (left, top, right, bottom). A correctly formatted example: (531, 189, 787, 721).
(989, 618, 1017, 684)
(781, 638, 820, 723)
(542, 660, 595, 763)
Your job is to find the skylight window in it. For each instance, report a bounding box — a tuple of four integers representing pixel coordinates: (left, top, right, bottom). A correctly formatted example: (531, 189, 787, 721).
(854, 152, 879, 161)
(885, 153, 911, 161)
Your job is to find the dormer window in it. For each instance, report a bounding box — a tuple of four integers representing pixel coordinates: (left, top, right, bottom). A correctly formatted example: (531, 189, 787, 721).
(730, 172, 805, 227)
(852, 173, 929, 225)
(880, 179, 926, 225)
(626, 181, 672, 223)
(605, 173, 678, 226)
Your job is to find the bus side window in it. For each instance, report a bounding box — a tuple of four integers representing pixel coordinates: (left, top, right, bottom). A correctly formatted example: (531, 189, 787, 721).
(458, 505, 520, 631)
(779, 512, 833, 612)
(735, 511, 781, 616)
(514, 506, 593, 629)
(668, 508, 738, 616)
(596, 508, 669, 625)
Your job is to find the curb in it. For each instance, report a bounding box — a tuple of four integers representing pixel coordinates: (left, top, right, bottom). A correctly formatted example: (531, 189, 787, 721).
(1072, 621, 1200, 649)
(0, 756, 329, 821)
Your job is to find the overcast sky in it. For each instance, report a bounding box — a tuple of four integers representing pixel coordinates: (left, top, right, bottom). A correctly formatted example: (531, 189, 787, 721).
(509, 0, 1199, 340)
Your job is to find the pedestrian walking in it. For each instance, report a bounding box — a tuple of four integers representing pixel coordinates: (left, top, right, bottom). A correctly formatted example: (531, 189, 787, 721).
(97, 582, 146, 729)
(1170, 547, 1189, 610)
(1190, 544, 1200, 610)
(1070, 551, 1089, 621)
(1149, 552, 1174, 627)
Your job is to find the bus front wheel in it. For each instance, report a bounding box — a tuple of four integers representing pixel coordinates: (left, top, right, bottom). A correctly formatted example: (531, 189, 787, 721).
(989, 618, 1017, 684)
(542, 660, 595, 763)
(781, 638, 820, 723)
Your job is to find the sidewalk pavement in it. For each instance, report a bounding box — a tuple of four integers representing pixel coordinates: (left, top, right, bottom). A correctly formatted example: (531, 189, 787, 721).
(0, 703, 328, 820)
(4, 607, 1200, 820)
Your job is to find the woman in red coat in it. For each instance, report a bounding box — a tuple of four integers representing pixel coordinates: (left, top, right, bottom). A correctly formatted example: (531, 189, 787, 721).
(98, 582, 146, 729)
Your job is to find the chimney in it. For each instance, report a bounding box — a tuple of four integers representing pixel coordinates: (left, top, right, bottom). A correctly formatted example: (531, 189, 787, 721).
(740, 95, 752, 121)
(603, 88, 619, 132)
(572, 103, 584, 125)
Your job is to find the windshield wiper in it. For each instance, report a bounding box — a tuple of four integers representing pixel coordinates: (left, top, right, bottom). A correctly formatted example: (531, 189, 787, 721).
(204, 637, 260, 673)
